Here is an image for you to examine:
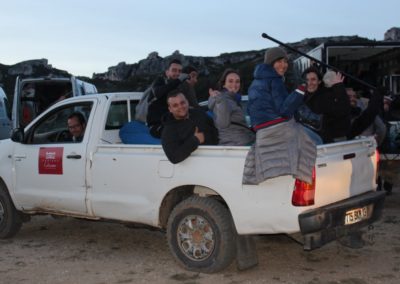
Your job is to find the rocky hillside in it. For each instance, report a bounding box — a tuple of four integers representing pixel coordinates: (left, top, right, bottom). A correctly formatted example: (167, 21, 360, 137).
(0, 34, 383, 102)
(91, 35, 375, 100)
(0, 59, 71, 101)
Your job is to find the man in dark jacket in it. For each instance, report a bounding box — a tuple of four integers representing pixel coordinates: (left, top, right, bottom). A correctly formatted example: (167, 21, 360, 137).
(346, 86, 385, 140)
(161, 90, 218, 164)
(147, 59, 193, 138)
(178, 65, 200, 108)
(303, 67, 351, 143)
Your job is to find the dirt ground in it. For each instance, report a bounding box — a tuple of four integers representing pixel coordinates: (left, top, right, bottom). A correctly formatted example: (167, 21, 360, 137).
(1, 163, 399, 284)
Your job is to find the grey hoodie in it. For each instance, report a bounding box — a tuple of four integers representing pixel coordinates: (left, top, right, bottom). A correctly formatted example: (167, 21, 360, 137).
(208, 91, 255, 146)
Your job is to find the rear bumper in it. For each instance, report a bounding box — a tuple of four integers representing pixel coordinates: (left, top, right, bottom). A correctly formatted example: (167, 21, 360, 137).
(298, 191, 385, 250)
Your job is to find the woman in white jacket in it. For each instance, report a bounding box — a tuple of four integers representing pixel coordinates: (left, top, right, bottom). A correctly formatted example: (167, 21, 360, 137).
(208, 69, 255, 146)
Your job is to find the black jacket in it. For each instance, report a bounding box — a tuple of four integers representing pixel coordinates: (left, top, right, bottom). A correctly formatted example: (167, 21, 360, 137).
(161, 109, 218, 164)
(304, 83, 351, 143)
(147, 76, 182, 138)
(348, 88, 383, 139)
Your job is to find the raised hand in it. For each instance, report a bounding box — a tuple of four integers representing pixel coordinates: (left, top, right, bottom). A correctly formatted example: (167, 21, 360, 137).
(331, 72, 345, 85)
(208, 88, 220, 97)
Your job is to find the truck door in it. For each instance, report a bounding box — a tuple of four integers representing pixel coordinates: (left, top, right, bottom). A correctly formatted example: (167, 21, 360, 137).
(12, 101, 95, 215)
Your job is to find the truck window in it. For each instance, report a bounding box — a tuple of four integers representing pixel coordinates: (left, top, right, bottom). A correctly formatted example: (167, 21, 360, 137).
(76, 80, 97, 95)
(19, 81, 73, 127)
(105, 100, 138, 130)
(384, 75, 400, 96)
(27, 102, 93, 144)
(4, 97, 11, 120)
(0, 99, 5, 119)
(80, 85, 86, 96)
(0, 95, 11, 120)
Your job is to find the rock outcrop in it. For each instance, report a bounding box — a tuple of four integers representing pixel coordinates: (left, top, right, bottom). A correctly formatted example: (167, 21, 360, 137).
(7, 59, 52, 76)
(384, 27, 400, 41)
(93, 49, 263, 82)
(92, 35, 367, 83)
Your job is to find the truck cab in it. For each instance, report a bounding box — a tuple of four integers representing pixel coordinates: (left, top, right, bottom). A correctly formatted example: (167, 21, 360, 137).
(11, 76, 98, 130)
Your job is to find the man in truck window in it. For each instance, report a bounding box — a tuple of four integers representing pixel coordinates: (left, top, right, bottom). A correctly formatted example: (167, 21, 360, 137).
(161, 90, 218, 164)
(67, 112, 86, 142)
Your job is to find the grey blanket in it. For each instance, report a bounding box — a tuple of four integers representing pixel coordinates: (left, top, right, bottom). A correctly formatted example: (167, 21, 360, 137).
(243, 119, 317, 185)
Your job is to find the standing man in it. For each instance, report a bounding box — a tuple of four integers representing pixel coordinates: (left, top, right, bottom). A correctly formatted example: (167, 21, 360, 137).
(161, 90, 218, 164)
(179, 65, 200, 108)
(147, 59, 190, 138)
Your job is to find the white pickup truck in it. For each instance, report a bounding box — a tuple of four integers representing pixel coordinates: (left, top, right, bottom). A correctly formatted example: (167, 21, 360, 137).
(0, 92, 385, 273)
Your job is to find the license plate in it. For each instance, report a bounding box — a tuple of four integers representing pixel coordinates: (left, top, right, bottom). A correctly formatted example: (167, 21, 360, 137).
(344, 206, 369, 225)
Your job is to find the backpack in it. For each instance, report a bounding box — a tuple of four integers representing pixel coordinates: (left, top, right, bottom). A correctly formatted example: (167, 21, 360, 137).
(119, 120, 161, 145)
(135, 86, 156, 123)
(294, 104, 323, 132)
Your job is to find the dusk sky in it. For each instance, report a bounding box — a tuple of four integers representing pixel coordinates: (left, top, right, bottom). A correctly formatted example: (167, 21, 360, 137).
(1, 0, 399, 77)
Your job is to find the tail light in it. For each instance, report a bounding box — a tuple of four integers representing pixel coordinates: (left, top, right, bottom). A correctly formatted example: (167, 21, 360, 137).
(292, 167, 316, 206)
(375, 149, 380, 184)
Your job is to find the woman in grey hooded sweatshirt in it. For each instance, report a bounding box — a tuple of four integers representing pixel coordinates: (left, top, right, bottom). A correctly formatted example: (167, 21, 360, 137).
(208, 69, 255, 146)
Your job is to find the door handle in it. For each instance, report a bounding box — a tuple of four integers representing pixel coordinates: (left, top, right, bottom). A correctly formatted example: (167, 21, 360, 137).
(14, 155, 27, 159)
(66, 154, 82, 159)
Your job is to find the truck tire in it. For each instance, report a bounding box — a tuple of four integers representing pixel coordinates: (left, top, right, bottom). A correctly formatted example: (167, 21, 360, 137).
(167, 196, 237, 273)
(0, 183, 22, 238)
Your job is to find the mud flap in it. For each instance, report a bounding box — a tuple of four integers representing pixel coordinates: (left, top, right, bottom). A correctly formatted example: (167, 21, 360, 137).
(236, 235, 258, 270)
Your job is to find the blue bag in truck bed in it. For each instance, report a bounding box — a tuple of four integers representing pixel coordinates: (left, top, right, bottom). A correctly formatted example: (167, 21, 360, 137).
(119, 121, 161, 145)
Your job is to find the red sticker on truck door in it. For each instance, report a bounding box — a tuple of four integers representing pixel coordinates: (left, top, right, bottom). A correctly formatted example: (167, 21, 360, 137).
(38, 147, 63, 175)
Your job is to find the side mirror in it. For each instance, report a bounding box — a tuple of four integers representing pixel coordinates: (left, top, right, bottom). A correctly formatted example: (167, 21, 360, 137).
(11, 128, 24, 143)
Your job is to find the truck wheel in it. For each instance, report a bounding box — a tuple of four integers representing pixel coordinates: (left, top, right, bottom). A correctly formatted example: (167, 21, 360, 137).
(0, 183, 22, 238)
(167, 196, 237, 273)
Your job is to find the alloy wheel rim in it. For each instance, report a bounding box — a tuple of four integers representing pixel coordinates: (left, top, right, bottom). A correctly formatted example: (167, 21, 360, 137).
(176, 214, 215, 261)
